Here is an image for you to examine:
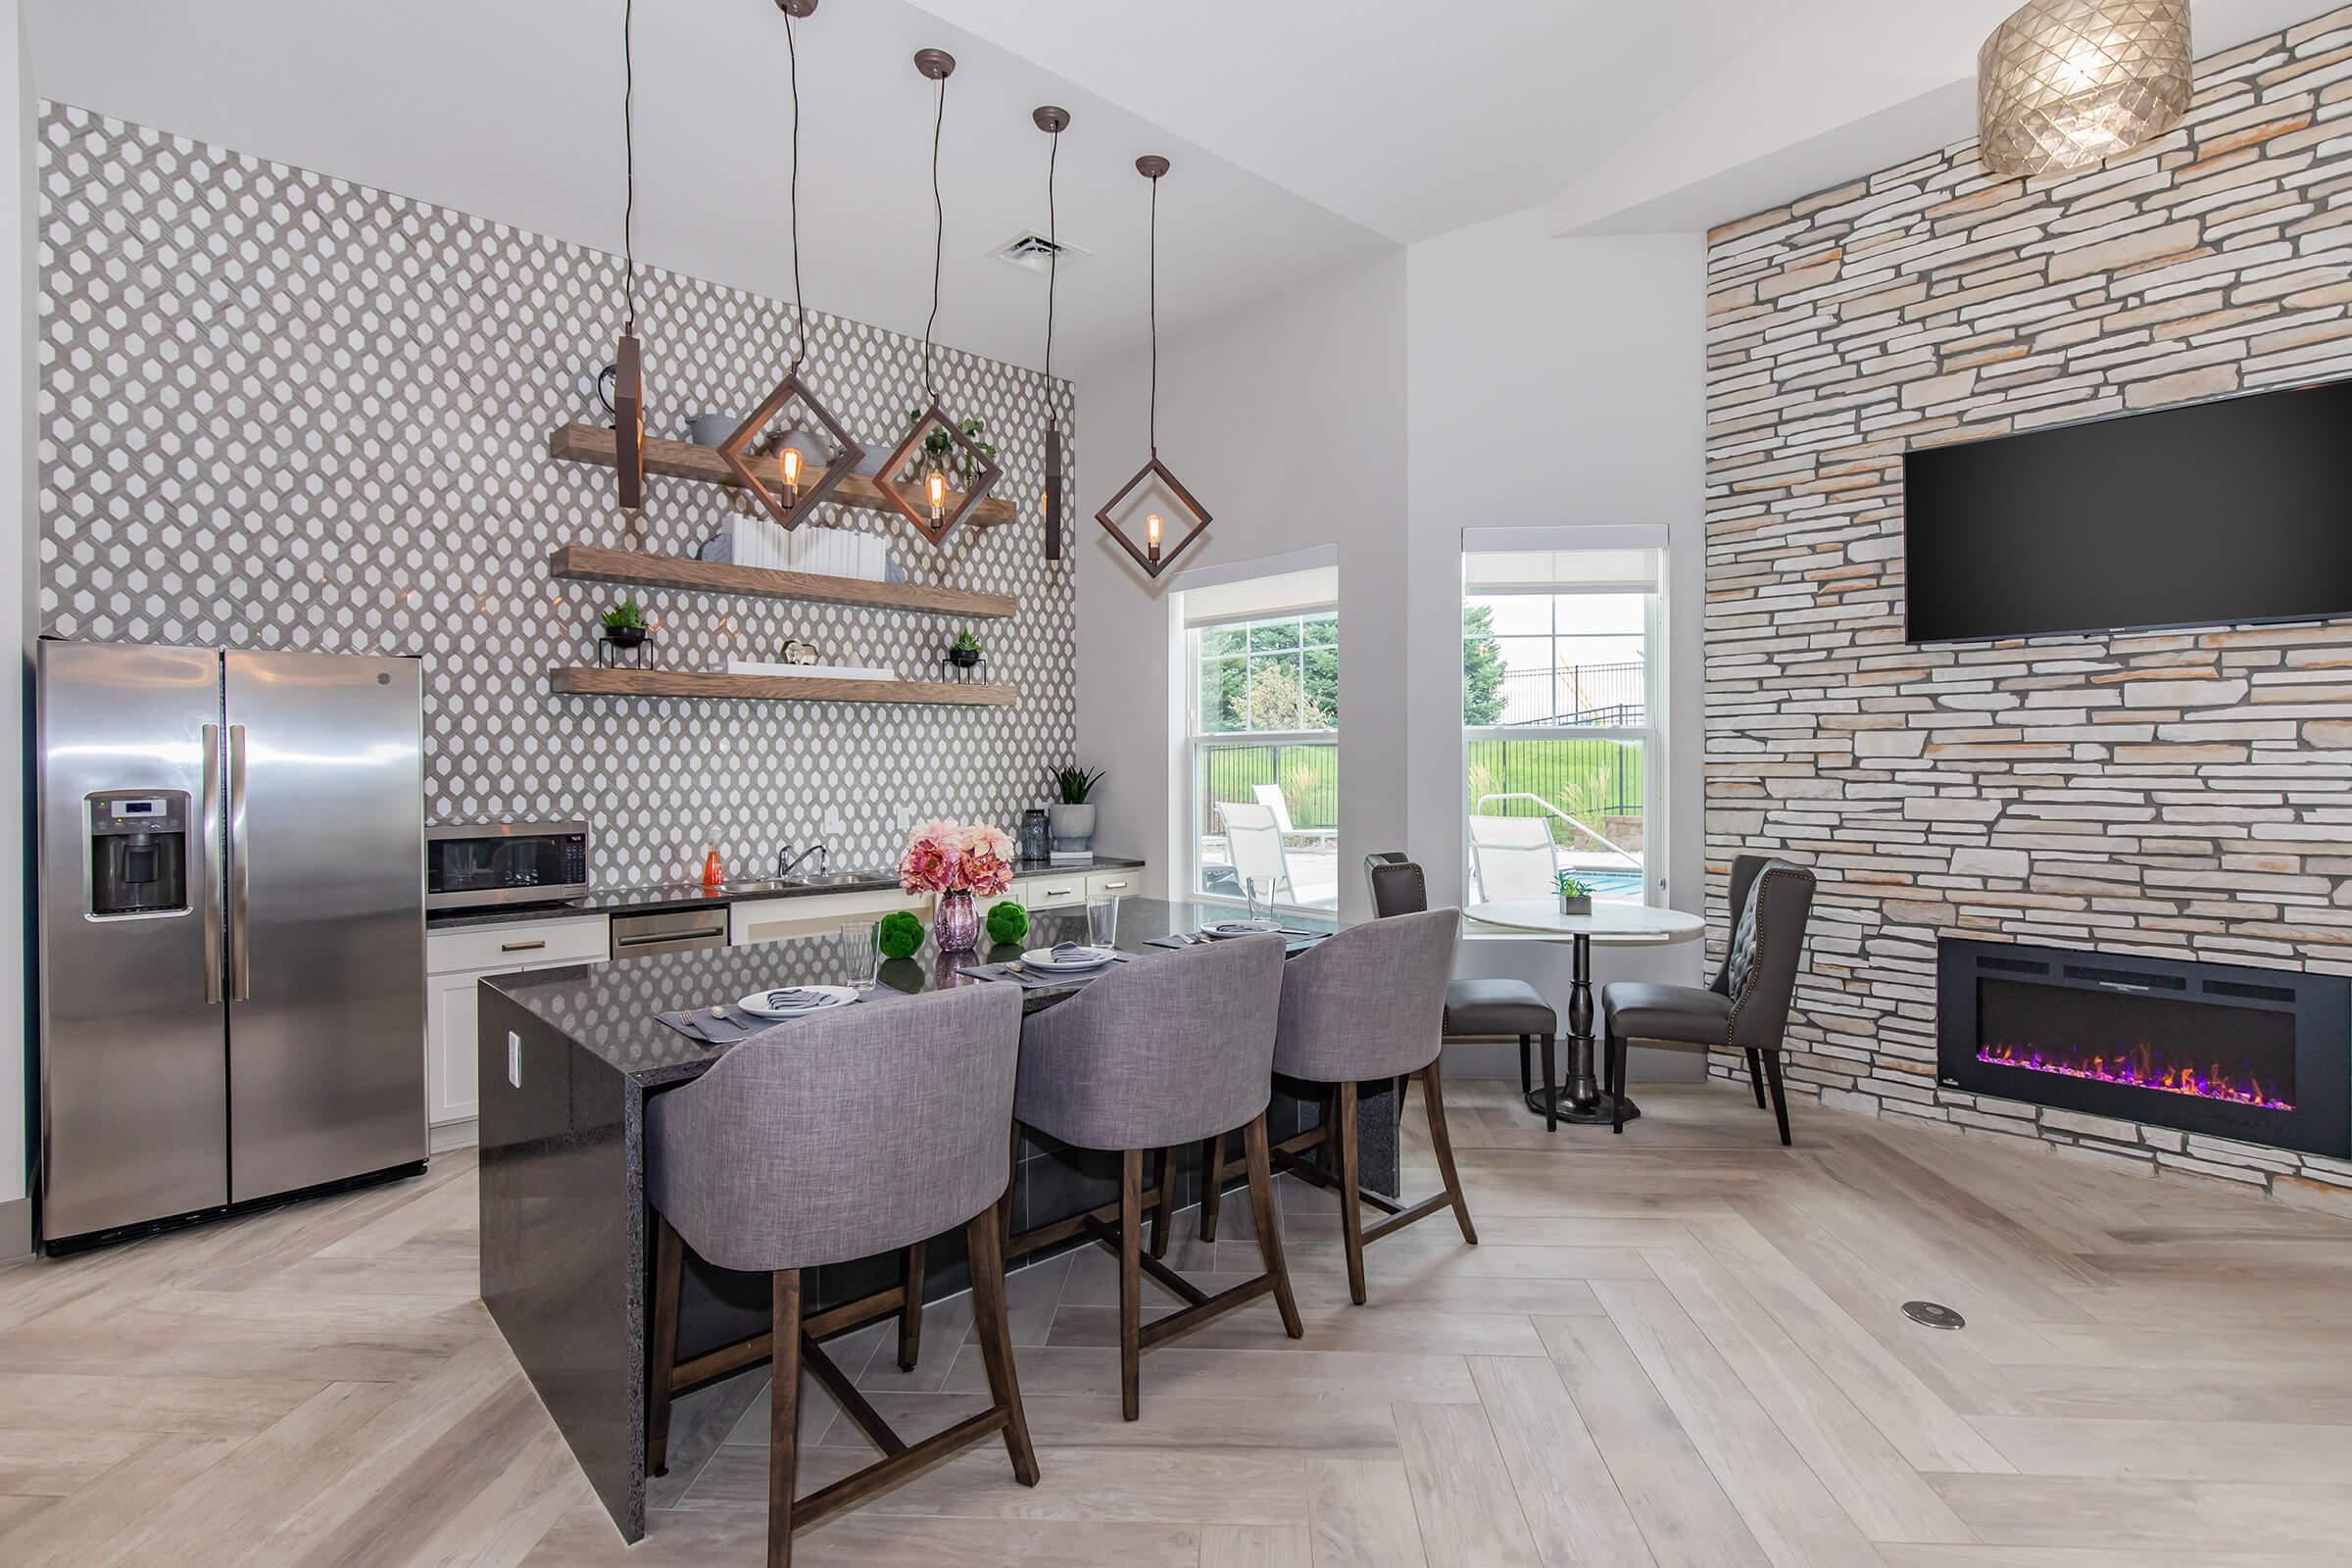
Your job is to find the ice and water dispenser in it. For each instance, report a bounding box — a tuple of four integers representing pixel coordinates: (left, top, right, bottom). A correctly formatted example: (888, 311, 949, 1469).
(85, 791, 192, 917)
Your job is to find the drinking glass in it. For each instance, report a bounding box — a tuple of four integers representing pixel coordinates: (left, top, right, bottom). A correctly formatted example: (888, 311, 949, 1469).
(1086, 893, 1121, 951)
(1244, 878, 1266, 924)
(839, 920, 879, 990)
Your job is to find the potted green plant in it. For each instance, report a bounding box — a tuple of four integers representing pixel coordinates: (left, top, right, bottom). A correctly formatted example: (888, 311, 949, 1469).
(903, 411, 1000, 486)
(947, 628, 984, 669)
(1049, 764, 1104, 856)
(600, 597, 649, 650)
(1555, 870, 1592, 917)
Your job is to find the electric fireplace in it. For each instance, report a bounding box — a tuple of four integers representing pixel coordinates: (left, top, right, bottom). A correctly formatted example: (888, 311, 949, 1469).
(1937, 939, 2349, 1158)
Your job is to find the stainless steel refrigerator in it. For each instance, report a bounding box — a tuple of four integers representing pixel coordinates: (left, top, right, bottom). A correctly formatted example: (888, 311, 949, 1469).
(36, 640, 428, 1250)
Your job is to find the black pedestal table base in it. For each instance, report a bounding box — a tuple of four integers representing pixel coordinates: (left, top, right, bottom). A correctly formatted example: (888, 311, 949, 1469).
(1513, 931, 1642, 1124)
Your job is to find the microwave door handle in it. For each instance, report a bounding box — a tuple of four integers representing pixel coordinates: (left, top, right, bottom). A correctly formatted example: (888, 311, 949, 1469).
(201, 722, 223, 1004)
(228, 722, 251, 1003)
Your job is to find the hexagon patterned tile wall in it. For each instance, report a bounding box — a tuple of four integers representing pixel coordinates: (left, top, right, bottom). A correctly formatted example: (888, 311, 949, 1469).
(35, 103, 1078, 888)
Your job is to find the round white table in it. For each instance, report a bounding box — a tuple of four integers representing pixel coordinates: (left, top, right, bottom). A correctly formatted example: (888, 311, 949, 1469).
(1463, 901, 1707, 1126)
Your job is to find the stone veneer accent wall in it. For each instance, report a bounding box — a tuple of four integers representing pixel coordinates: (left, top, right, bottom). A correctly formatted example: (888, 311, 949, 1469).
(35, 104, 1076, 888)
(1702, 7, 2352, 1209)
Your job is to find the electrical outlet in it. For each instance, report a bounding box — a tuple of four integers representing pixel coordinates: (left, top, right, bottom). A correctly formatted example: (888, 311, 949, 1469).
(508, 1032, 521, 1089)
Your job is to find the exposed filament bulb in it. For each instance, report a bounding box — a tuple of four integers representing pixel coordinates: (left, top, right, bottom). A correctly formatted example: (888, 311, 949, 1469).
(1146, 512, 1163, 563)
(927, 469, 948, 523)
(780, 447, 802, 508)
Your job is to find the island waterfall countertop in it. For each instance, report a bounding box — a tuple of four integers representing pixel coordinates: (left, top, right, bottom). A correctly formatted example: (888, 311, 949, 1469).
(475, 898, 1396, 1544)
(425, 855, 1146, 930)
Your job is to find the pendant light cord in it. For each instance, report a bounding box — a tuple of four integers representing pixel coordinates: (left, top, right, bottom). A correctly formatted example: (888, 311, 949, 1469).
(783, 7, 807, 371)
(1043, 128, 1059, 381)
(922, 74, 947, 403)
(621, 0, 637, 333)
(1147, 171, 1159, 458)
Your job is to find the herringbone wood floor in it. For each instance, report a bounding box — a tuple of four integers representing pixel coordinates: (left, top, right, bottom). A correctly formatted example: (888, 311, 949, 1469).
(6, 1081, 2352, 1566)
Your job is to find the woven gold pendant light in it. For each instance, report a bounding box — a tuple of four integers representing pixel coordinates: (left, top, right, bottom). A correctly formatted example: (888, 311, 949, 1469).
(1978, 1, 2192, 177)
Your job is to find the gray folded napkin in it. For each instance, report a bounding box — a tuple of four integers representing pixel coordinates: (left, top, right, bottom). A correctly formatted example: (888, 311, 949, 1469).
(765, 988, 826, 1009)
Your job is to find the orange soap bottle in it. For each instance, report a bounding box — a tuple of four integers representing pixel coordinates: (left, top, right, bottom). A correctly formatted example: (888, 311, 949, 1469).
(701, 842, 725, 890)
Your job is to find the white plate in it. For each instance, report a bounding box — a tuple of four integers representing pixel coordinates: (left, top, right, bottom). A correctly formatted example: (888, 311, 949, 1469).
(735, 985, 861, 1020)
(1021, 945, 1116, 972)
(1200, 919, 1278, 939)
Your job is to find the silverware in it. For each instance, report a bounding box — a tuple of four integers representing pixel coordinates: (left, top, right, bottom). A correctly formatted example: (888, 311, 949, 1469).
(674, 1012, 718, 1043)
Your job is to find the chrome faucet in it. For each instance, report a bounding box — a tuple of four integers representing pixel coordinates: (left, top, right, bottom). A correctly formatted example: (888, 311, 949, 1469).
(776, 842, 828, 880)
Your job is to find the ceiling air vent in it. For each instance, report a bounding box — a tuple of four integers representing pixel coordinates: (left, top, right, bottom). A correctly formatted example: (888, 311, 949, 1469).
(990, 231, 1090, 274)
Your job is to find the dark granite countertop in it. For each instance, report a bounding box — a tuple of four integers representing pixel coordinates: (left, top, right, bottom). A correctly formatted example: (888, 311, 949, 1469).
(484, 897, 1334, 1087)
(426, 855, 1148, 931)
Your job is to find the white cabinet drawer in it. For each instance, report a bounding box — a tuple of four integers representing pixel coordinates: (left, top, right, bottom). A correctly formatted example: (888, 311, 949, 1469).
(732, 888, 929, 947)
(1084, 870, 1139, 900)
(1020, 874, 1088, 911)
(427, 914, 609, 976)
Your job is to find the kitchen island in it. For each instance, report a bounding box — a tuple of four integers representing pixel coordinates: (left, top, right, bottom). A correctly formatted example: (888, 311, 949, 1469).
(475, 899, 1397, 1543)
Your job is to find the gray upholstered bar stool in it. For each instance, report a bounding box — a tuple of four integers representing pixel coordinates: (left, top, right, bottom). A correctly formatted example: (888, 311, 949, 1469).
(1602, 855, 1818, 1144)
(1264, 906, 1471, 1304)
(1009, 934, 1302, 1421)
(1366, 851, 1561, 1129)
(644, 985, 1038, 1568)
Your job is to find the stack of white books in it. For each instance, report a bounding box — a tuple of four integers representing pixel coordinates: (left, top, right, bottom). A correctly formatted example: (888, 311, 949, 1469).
(701, 518, 889, 582)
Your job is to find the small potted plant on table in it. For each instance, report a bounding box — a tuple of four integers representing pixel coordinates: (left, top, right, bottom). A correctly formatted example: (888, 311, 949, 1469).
(1555, 871, 1592, 916)
(944, 628, 985, 683)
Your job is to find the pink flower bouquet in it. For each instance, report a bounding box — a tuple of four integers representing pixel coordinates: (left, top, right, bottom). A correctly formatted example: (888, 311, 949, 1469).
(897, 819, 1017, 900)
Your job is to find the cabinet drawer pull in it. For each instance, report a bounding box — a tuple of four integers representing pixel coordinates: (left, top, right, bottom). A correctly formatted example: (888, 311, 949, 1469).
(1098, 880, 1129, 890)
(1041, 888, 1075, 900)
(500, 940, 548, 954)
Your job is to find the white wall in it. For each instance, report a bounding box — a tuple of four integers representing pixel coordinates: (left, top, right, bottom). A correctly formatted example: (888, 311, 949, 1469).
(1075, 204, 1712, 1074)
(5, 0, 31, 1247)
(1074, 253, 1409, 925)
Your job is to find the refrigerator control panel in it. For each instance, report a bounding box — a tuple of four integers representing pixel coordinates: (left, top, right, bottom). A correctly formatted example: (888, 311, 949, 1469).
(86, 790, 192, 918)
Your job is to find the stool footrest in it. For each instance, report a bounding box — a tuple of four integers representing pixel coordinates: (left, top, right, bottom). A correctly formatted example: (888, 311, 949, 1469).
(666, 1279, 907, 1395)
(794, 1406, 1011, 1530)
(1361, 1192, 1456, 1245)
(1140, 1274, 1278, 1349)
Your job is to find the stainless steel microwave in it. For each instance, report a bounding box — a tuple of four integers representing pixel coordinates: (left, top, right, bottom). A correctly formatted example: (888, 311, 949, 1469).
(425, 820, 590, 910)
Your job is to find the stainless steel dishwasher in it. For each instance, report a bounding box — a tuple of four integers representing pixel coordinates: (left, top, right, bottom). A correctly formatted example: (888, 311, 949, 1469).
(609, 906, 730, 960)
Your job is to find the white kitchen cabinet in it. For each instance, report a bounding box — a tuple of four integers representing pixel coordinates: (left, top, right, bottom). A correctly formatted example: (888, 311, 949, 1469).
(1019, 873, 1087, 912)
(730, 887, 929, 947)
(425, 914, 610, 1132)
(1084, 869, 1140, 901)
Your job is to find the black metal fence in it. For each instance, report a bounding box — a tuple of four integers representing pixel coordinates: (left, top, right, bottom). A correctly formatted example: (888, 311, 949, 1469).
(1466, 737, 1643, 841)
(1197, 741, 1339, 834)
(1493, 660, 1646, 728)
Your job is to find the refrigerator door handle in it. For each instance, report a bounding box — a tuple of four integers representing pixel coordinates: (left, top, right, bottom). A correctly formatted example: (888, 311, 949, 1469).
(228, 722, 251, 1003)
(201, 722, 223, 1004)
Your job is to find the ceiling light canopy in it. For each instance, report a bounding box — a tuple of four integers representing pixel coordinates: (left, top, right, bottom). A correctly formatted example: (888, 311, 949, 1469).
(1977, 0, 2192, 178)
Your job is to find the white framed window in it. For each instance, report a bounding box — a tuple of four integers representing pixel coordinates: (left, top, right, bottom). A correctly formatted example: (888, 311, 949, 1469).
(1175, 563, 1339, 912)
(1462, 530, 1665, 907)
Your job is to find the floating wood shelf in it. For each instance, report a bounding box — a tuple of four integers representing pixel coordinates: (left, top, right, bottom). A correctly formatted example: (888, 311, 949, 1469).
(549, 422, 1017, 531)
(548, 545, 1016, 620)
(548, 666, 1015, 707)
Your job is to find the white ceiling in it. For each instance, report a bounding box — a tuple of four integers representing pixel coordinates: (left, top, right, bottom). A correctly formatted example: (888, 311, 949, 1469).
(28, 0, 2336, 376)
(24, 0, 1391, 379)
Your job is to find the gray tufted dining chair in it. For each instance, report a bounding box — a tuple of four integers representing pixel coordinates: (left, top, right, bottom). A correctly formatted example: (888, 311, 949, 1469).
(1600, 855, 1817, 1143)
(644, 984, 1037, 1568)
(1264, 907, 1468, 1305)
(1011, 933, 1301, 1421)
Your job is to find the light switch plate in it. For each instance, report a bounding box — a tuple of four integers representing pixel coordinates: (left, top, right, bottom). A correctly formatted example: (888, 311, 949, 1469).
(507, 1032, 521, 1089)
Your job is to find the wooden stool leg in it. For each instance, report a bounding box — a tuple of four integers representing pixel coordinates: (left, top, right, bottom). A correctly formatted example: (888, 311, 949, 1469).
(647, 1212, 684, 1477)
(767, 1267, 803, 1568)
(896, 1240, 926, 1372)
(1197, 1133, 1225, 1243)
(1243, 1113, 1302, 1339)
(1518, 1033, 1532, 1097)
(1119, 1148, 1144, 1421)
(1422, 1056, 1478, 1245)
(1745, 1047, 1767, 1108)
(1150, 1147, 1177, 1260)
(1762, 1049, 1793, 1147)
(965, 1200, 1040, 1485)
(1336, 1079, 1367, 1306)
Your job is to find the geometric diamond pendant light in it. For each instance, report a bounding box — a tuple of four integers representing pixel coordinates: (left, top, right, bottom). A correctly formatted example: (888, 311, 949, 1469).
(874, 48, 1004, 549)
(612, 0, 645, 515)
(716, 0, 864, 529)
(1978, 0, 2192, 177)
(1035, 104, 1070, 563)
(1095, 155, 1210, 579)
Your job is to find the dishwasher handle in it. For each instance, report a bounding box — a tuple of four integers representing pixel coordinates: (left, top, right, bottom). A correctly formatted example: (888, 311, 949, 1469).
(610, 909, 731, 958)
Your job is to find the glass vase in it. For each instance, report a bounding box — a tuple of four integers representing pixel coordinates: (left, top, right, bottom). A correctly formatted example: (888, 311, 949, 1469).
(935, 889, 980, 955)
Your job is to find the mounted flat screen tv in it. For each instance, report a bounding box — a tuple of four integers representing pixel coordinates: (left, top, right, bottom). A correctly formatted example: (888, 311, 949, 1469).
(1903, 378, 2352, 643)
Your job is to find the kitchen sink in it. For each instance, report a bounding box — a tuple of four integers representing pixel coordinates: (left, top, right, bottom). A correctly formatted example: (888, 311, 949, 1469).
(780, 868, 894, 889)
